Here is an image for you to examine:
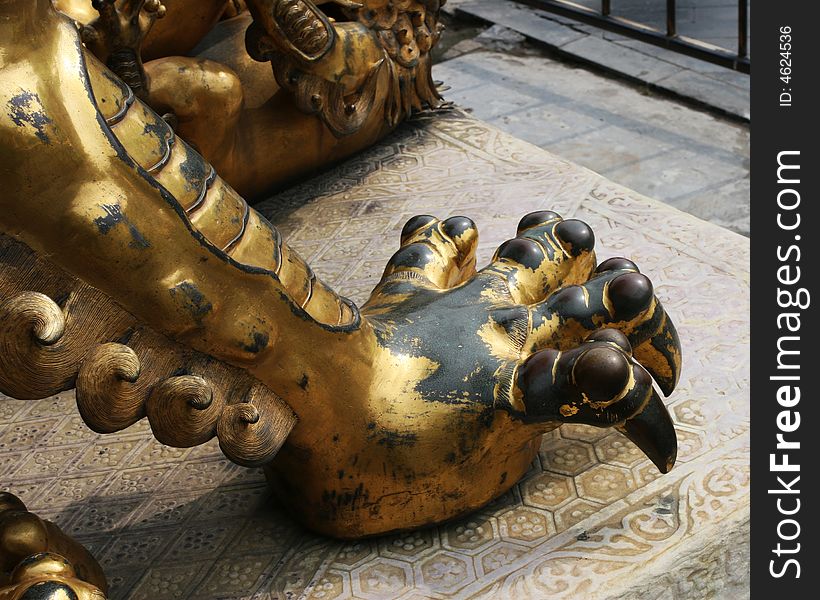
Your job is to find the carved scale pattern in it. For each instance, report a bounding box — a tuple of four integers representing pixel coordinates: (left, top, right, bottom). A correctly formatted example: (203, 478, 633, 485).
(86, 50, 356, 325)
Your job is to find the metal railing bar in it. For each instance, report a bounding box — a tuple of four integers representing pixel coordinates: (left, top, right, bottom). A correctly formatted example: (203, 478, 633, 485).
(513, 0, 750, 73)
(738, 0, 748, 58)
(667, 0, 676, 38)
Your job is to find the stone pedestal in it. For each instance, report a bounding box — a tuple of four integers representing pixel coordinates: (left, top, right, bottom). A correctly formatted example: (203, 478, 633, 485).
(0, 110, 749, 599)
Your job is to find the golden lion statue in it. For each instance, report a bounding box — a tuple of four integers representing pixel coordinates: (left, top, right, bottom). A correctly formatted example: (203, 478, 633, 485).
(52, 0, 446, 197)
(1, 3, 681, 595)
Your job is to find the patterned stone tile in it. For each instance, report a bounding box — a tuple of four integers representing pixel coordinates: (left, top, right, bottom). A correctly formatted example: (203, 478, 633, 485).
(1, 110, 749, 599)
(42, 473, 112, 506)
(129, 438, 192, 467)
(128, 493, 202, 529)
(521, 472, 575, 511)
(128, 562, 209, 600)
(269, 540, 343, 599)
(498, 507, 556, 545)
(224, 514, 301, 555)
(557, 423, 609, 444)
(191, 484, 270, 520)
(11, 447, 75, 478)
(480, 476, 525, 518)
(65, 498, 145, 536)
(305, 570, 347, 600)
(416, 550, 476, 593)
(332, 540, 377, 569)
(594, 433, 647, 468)
(0, 451, 25, 479)
(673, 399, 709, 429)
(0, 398, 27, 423)
(575, 464, 637, 505)
(104, 567, 146, 599)
(442, 515, 497, 553)
(0, 416, 61, 450)
(67, 439, 140, 474)
(478, 542, 528, 576)
(191, 554, 273, 597)
(378, 529, 438, 560)
(160, 458, 230, 491)
(553, 499, 604, 532)
(162, 519, 243, 561)
(353, 559, 412, 599)
(101, 465, 176, 497)
(48, 415, 104, 446)
(97, 529, 171, 570)
(538, 438, 596, 477)
(675, 427, 708, 463)
(21, 394, 78, 419)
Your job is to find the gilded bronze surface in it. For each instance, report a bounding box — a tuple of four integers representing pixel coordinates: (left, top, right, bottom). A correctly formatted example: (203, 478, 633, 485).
(0, 0, 680, 539)
(52, 0, 445, 198)
(0, 492, 108, 599)
(0, 236, 296, 468)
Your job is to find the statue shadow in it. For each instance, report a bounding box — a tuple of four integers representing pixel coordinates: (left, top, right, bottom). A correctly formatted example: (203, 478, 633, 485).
(253, 111, 444, 225)
(47, 451, 523, 600)
(50, 464, 342, 600)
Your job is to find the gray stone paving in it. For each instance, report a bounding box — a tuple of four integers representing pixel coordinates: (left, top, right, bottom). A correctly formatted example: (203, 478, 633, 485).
(570, 0, 751, 53)
(447, 0, 750, 120)
(433, 34, 750, 235)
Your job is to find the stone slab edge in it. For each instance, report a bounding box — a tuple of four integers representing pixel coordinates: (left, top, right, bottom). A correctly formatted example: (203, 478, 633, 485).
(451, 0, 750, 122)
